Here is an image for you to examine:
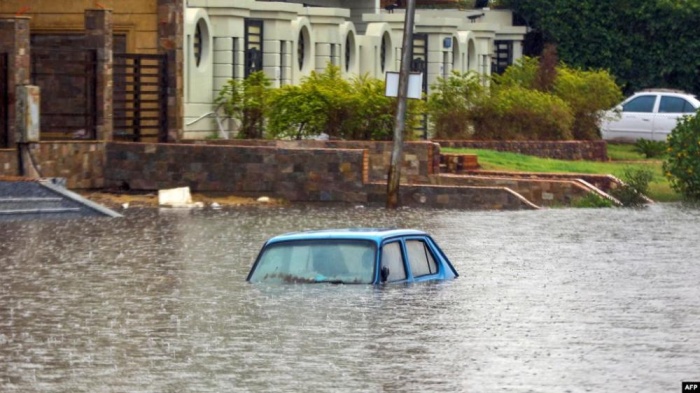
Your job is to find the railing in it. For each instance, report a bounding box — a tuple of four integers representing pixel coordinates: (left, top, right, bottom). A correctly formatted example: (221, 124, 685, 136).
(113, 53, 168, 142)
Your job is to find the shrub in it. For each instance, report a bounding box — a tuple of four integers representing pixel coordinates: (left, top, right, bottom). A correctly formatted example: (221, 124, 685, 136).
(554, 66, 622, 140)
(493, 56, 622, 140)
(426, 71, 484, 139)
(663, 112, 700, 200)
(610, 166, 653, 207)
(214, 71, 272, 139)
(493, 56, 539, 89)
(268, 64, 420, 141)
(267, 65, 353, 139)
(572, 192, 614, 208)
(471, 85, 574, 140)
(634, 139, 667, 159)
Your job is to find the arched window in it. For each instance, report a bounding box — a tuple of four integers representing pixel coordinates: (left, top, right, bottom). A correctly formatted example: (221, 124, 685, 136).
(345, 34, 352, 72)
(297, 30, 306, 71)
(380, 34, 389, 72)
(194, 22, 203, 67)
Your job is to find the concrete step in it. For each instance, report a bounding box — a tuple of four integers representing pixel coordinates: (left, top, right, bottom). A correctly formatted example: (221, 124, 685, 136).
(0, 178, 121, 221)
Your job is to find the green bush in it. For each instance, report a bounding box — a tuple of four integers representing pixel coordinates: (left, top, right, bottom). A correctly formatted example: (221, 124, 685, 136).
(268, 64, 419, 141)
(426, 71, 484, 139)
(494, 57, 539, 89)
(572, 192, 614, 208)
(493, 56, 621, 140)
(267, 65, 353, 139)
(634, 139, 667, 159)
(554, 66, 622, 140)
(663, 112, 700, 200)
(471, 86, 574, 140)
(214, 71, 272, 139)
(610, 166, 653, 207)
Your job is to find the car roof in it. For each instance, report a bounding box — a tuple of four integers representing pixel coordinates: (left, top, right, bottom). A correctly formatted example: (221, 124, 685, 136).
(265, 228, 429, 244)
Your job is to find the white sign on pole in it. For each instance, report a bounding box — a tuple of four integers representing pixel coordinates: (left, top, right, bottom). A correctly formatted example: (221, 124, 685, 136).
(384, 71, 424, 99)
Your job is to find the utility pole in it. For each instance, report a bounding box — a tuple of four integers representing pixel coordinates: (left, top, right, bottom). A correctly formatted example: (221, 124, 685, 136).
(386, 0, 416, 209)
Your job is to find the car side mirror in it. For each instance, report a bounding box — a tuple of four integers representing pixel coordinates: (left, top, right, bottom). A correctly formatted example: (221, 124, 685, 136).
(615, 105, 623, 113)
(380, 266, 390, 282)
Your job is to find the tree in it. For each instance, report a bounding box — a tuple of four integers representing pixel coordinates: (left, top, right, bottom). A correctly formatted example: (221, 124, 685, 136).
(502, 0, 700, 95)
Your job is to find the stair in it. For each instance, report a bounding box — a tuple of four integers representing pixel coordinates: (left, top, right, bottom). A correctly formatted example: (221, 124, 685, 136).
(0, 178, 121, 222)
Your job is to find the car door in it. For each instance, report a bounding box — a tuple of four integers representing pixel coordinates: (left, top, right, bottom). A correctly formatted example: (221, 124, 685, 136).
(607, 94, 658, 140)
(404, 237, 440, 282)
(652, 95, 698, 141)
(380, 241, 407, 283)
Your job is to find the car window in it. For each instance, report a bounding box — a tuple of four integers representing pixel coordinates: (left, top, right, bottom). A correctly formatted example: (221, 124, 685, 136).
(381, 241, 406, 282)
(406, 240, 438, 277)
(659, 96, 695, 113)
(248, 240, 375, 283)
(622, 95, 656, 113)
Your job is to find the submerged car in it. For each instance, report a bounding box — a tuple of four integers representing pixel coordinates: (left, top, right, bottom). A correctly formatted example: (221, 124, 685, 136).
(246, 228, 458, 284)
(600, 89, 700, 142)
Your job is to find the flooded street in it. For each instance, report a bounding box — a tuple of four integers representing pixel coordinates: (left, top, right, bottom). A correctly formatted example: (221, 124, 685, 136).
(1, 204, 699, 392)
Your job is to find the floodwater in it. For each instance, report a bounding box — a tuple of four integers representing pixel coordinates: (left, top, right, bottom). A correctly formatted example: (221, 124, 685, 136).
(1, 203, 699, 392)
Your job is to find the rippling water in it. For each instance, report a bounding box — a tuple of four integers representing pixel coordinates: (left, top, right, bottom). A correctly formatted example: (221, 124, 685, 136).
(1, 204, 699, 392)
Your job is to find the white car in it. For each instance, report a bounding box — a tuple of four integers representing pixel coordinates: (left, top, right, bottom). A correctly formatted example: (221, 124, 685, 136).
(600, 90, 700, 142)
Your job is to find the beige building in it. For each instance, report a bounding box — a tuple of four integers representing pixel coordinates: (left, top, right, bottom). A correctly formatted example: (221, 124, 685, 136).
(0, 0, 526, 142)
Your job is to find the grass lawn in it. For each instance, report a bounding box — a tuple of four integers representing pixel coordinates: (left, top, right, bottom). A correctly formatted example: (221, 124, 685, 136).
(441, 143, 679, 202)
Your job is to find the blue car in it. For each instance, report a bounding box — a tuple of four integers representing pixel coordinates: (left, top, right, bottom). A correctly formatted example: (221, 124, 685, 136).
(246, 228, 458, 284)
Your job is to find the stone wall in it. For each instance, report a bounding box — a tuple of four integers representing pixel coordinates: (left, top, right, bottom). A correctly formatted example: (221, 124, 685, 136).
(105, 142, 369, 203)
(0, 142, 105, 188)
(435, 174, 591, 207)
(364, 183, 537, 210)
(434, 140, 609, 161)
(463, 170, 622, 193)
(1, 140, 547, 210)
(186, 140, 441, 184)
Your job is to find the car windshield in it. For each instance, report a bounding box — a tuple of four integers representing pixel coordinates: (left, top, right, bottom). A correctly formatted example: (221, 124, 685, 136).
(248, 239, 376, 284)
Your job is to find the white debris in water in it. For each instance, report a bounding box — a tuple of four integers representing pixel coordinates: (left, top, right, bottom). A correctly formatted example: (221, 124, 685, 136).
(158, 187, 204, 209)
(257, 196, 270, 203)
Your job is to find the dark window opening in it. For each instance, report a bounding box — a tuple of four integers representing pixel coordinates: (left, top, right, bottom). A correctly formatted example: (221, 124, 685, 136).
(298, 30, 306, 71)
(245, 19, 264, 77)
(194, 23, 202, 67)
(492, 40, 513, 75)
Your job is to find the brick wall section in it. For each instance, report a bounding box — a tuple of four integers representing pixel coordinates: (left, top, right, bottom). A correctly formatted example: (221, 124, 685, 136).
(464, 170, 621, 192)
(0, 142, 105, 188)
(85, 9, 113, 141)
(0, 149, 19, 175)
(158, 0, 184, 141)
(0, 17, 30, 147)
(434, 140, 609, 161)
(435, 174, 591, 207)
(364, 183, 537, 210)
(1, 141, 538, 210)
(105, 142, 368, 203)
(185, 140, 441, 184)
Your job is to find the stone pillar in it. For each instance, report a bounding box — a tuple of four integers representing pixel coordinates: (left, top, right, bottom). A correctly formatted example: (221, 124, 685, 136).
(158, 0, 184, 142)
(0, 17, 30, 147)
(85, 9, 114, 141)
